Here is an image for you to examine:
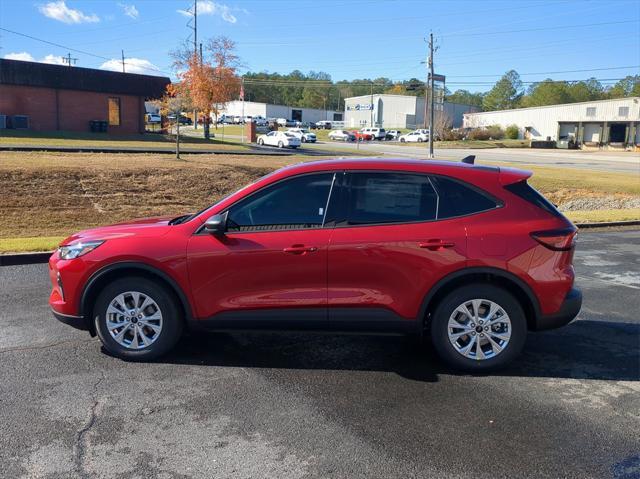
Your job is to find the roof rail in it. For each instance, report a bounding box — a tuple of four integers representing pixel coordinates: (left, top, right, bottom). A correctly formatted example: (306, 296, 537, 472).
(461, 155, 475, 164)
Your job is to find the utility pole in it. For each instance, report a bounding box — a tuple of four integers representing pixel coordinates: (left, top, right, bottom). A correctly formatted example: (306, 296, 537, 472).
(370, 82, 373, 127)
(192, 0, 198, 130)
(62, 52, 77, 67)
(121, 50, 125, 73)
(427, 32, 436, 159)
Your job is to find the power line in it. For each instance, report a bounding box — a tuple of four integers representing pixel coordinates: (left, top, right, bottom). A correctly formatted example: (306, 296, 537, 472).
(440, 19, 639, 37)
(0, 27, 171, 75)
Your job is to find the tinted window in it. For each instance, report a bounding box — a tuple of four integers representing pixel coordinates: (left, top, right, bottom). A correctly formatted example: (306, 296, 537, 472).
(504, 180, 561, 217)
(227, 173, 334, 231)
(431, 176, 498, 219)
(346, 172, 438, 225)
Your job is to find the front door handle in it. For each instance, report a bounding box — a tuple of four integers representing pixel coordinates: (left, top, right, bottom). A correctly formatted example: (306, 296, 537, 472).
(283, 245, 318, 255)
(419, 240, 455, 251)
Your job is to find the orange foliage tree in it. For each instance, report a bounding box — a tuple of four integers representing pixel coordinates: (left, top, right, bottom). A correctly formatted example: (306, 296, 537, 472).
(172, 36, 241, 139)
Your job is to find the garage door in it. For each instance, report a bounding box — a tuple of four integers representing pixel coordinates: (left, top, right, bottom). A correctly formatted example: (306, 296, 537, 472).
(559, 123, 577, 139)
(583, 123, 602, 143)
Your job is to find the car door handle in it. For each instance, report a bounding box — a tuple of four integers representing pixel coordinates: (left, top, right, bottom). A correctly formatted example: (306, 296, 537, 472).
(419, 240, 455, 251)
(283, 245, 318, 255)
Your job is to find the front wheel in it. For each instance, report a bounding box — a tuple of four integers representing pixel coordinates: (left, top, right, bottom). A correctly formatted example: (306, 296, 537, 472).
(400, 138, 405, 142)
(301, 137, 306, 143)
(258, 138, 264, 145)
(430, 284, 527, 372)
(93, 277, 183, 361)
(417, 138, 423, 142)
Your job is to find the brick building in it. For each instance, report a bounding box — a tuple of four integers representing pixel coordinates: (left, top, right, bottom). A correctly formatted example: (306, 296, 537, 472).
(0, 59, 170, 135)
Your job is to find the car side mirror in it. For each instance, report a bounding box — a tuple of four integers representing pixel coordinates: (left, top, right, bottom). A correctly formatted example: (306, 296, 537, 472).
(204, 212, 228, 235)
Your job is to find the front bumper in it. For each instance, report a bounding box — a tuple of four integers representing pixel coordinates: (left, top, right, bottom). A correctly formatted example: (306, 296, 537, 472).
(51, 308, 88, 331)
(535, 287, 582, 331)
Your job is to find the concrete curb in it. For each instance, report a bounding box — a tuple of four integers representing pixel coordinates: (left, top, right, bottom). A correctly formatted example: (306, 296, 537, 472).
(575, 220, 640, 229)
(0, 145, 295, 156)
(2, 221, 638, 266)
(0, 252, 51, 266)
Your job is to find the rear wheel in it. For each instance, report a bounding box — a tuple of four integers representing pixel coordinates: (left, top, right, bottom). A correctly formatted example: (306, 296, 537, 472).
(258, 138, 264, 145)
(430, 284, 526, 372)
(301, 137, 306, 143)
(93, 277, 183, 361)
(417, 138, 423, 142)
(400, 138, 405, 142)
(278, 141, 284, 148)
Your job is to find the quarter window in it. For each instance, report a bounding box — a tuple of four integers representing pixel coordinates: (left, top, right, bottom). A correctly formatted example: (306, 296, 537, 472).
(346, 172, 438, 225)
(227, 173, 335, 231)
(430, 176, 499, 218)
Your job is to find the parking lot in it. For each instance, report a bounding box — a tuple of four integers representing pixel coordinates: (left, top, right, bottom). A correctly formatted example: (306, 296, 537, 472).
(1, 230, 638, 478)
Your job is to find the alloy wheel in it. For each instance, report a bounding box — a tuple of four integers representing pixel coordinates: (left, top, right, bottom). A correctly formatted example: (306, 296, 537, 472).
(447, 299, 511, 360)
(105, 291, 163, 349)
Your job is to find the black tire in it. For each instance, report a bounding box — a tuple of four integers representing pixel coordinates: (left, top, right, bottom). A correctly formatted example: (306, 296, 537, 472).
(430, 284, 527, 372)
(301, 137, 306, 143)
(278, 141, 284, 148)
(417, 138, 423, 142)
(400, 138, 405, 142)
(93, 277, 183, 361)
(258, 138, 264, 145)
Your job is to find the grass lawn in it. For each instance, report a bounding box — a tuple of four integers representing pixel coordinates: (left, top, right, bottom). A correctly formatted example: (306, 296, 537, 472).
(0, 151, 637, 252)
(0, 129, 251, 151)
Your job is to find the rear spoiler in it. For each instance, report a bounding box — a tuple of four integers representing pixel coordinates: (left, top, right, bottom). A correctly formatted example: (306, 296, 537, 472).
(460, 155, 532, 185)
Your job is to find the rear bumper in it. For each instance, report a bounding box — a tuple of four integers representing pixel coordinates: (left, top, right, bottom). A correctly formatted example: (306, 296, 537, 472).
(51, 308, 88, 331)
(535, 287, 582, 331)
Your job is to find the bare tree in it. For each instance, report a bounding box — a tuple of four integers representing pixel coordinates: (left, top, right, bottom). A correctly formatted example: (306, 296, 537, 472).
(433, 111, 453, 140)
(155, 85, 192, 159)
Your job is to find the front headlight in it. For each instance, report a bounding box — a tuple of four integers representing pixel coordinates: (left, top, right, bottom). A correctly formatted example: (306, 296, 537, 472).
(58, 240, 104, 260)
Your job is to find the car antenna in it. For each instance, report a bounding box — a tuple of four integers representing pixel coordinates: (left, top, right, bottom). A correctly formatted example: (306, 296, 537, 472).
(461, 155, 475, 164)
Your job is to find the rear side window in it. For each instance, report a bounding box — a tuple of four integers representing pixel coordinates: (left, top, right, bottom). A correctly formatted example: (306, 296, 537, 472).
(430, 176, 499, 219)
(504, 180, 562, 217)
(346, 172, 438, 225)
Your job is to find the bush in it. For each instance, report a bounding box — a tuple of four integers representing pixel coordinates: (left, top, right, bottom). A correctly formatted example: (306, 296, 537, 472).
(441, 128, 465, 141)
(467, 128, 492, 140)
(506, 124, 519, 139)
(486, 124, 505, 140)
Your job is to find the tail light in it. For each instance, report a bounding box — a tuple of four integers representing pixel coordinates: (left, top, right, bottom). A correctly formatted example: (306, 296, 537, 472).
(530, 228, 577, 251)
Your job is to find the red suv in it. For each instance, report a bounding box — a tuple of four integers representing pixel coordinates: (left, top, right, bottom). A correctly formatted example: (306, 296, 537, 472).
(49, 158, 581, 371)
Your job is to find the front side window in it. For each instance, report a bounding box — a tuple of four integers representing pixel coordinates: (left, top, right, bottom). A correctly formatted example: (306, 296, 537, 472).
(108, 97, 121, 126)
(346, 172, 438, 225)
(227, 173, 335, 231)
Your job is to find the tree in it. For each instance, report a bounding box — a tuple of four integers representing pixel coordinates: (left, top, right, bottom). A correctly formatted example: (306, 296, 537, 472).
(482, 70, 523, 111)
(568, 78, 605, 102)
(607, 75, 640, 98)
(155, 84, 192, 159)
(171, 36, 241, 139)
(520, 79, 571, 107)
(445, 89, 484, 108)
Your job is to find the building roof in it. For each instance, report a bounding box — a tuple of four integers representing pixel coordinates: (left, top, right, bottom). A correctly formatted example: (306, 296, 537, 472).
(0, 59, 170, 98)
(464, 96, 640, 117)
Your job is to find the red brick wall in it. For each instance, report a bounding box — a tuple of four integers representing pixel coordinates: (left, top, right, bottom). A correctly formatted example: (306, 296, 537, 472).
(0, 84, 144, 134)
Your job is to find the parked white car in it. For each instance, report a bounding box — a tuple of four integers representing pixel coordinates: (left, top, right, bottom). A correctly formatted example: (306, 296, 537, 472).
(286, 128, 316, 143)
(253, 116, 268, 126)
(146, 113, 161, 123)
(399, 131, 429, 143)
(316, 120, 332, 129)
(328, 130, 355, 141)
(257, 131, 301, 148)
(276, 118, 288, 127)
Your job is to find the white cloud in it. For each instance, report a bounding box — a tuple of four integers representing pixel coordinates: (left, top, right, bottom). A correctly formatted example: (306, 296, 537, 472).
(41, 54, 67, 65)
(99, 58, 164, 76)
(4, 52, 35, 61)
(38, 1, 99, 24)
(177, 1, 237, 24)
(119, 3, 139, 19)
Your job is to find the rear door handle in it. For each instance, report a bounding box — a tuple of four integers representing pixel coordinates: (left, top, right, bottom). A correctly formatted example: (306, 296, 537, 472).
(283, 245, 318, 255)
(419, 240, 455, 251)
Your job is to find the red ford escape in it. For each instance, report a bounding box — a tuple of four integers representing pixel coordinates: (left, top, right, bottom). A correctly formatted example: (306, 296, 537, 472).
(49, 158, 581, 371)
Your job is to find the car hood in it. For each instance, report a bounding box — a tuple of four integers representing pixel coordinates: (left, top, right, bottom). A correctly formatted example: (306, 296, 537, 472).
(60, 216, 174, 246)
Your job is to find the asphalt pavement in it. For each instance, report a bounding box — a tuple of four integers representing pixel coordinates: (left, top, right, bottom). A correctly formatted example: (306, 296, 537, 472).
(1, 230, 638, 478)
(304, 141, 640, 173)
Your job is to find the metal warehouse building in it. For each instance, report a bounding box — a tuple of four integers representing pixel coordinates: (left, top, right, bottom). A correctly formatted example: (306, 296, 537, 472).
(463, 97, 640, 150)
(222, 100, 342, 124)
(343, 94, 480, 129)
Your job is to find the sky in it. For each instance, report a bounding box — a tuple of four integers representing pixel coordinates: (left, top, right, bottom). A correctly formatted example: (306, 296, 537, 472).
(0, 0, 639, 93)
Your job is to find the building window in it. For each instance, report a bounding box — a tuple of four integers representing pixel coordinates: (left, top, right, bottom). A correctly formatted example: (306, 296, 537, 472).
(586, 107, 596, 117)
(108, 97, 121, 126)
(618, 106, 629, 117)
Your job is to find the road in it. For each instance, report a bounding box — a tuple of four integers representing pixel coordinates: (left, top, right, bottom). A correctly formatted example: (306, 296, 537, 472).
(1, 231, 638, 478)
(304, 141, 640, 173)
